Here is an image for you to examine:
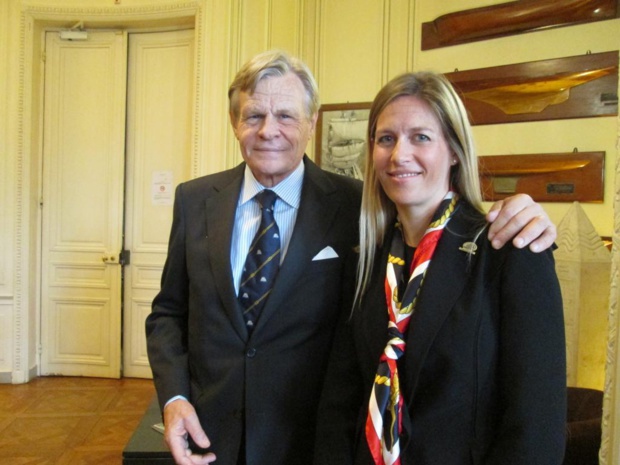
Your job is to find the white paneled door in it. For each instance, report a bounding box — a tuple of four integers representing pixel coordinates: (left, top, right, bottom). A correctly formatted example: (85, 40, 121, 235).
(41, 29, 194, 378)
(41, 31, 127, 378)
(123, 30, 194, 378)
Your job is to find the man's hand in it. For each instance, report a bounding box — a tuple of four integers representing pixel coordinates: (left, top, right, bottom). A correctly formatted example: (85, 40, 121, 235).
(163, 399, 216, 465)
(486, 193, 557, 253)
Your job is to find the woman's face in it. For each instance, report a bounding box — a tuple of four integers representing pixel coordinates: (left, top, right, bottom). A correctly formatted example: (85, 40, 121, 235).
(372, 95, 454, 217)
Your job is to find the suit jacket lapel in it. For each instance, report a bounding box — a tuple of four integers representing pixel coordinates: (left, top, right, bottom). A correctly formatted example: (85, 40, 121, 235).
(252, 158, 341, 335)
(205, 164, 248, 340)
(401, 207, 481, 405)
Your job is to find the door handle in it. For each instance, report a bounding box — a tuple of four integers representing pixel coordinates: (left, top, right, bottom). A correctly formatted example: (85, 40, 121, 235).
(101, 254, 118, 264)
(102, 250, 130, 265)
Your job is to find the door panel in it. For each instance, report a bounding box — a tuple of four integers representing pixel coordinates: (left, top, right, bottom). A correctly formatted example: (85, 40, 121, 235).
(123, 30, 194, 378)
(41, 31, 127, 378)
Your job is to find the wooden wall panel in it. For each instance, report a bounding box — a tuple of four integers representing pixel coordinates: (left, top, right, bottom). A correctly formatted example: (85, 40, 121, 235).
(479, 152, 605, 202)
(317, 0, 385, 103)
(384, 0, 415, 80)
(238, 0, 271, 60)
(446, 51, 618, 125)
(422, 0, 620, 50)
(0, 304, 11, 374)
(269, 0, 302, 54)
(237, 0, 302, 64)
(0, 0, 11, 298)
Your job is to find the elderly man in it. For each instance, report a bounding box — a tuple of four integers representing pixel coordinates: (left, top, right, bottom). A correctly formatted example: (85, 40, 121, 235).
(146, 50, 556, 465)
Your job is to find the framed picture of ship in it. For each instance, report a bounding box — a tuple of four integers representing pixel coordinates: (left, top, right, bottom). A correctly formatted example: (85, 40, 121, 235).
(315, 102, 372, 180)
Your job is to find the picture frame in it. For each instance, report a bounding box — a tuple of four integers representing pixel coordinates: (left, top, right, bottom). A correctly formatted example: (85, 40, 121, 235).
(315, 102, 372, 180)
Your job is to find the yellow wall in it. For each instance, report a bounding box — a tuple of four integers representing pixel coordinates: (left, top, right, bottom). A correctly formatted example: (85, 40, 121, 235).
(1, 0, 619, 460)
(306, 0, 618, 236)
(7, 0, 616, 238)
(411, 1, 619, 237)
(1, 0, 618, 386)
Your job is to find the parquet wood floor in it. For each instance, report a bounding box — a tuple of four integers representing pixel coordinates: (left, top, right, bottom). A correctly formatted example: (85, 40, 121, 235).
(0, 376, 156, 464)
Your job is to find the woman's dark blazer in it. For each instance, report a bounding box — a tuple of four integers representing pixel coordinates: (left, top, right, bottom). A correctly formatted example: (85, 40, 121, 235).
(314, 202, 567, 465)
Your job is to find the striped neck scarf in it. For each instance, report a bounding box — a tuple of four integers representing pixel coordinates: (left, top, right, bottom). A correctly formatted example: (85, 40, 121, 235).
(365, 192, 459, 465)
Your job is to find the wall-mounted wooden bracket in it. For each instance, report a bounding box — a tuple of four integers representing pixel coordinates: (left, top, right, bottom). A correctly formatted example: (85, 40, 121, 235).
(478, 152, 604, 202)
(422, 0, 620, 50)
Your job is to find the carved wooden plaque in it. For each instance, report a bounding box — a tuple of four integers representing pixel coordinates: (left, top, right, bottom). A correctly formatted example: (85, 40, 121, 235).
(478, 152, 604, 202)
(422, 0, 620, 50)
(445, 52, 618, 125)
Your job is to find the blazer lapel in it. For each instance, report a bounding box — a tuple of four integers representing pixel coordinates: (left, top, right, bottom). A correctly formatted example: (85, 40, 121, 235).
(359, 235, 394, 359)
(401, 207, 481, 404)
(252, 158, 342, 335)
(205, 164, 248, 340)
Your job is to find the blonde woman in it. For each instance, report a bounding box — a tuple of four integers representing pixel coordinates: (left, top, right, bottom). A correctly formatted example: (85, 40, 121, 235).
(314, 72, 566, 465)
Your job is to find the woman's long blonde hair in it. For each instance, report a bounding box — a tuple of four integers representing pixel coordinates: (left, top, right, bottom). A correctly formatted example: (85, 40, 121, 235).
(355, 71, 484, 306)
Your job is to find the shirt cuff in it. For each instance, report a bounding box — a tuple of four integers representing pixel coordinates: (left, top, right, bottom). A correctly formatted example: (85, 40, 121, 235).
(164, 395, 188, 408)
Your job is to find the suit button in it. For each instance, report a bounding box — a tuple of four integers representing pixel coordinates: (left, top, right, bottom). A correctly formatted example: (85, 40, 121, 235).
(246, 348, 257, 358)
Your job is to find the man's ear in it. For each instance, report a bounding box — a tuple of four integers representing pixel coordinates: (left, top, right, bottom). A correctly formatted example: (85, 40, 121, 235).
(309, 112, 318, 135)
(229, 111, 239, 138)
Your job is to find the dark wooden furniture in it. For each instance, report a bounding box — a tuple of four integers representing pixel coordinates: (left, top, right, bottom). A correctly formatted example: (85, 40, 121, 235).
(564, 387, 604, 465)
(123, 397, 174, 464)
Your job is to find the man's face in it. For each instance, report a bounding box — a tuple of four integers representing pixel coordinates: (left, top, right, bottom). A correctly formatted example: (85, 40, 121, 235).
(231, 73, 317, 187)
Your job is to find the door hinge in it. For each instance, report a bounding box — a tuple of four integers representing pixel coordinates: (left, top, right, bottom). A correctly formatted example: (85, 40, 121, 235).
(119, 249, 131, 266)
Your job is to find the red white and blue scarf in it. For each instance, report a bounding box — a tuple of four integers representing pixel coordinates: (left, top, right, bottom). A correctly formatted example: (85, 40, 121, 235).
(365, 192, 459, 465)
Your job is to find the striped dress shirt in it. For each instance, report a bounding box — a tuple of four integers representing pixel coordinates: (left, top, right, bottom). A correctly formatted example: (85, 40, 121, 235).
(231, 162, 304, 295)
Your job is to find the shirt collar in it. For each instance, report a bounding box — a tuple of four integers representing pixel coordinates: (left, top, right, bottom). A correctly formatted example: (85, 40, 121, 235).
(240, 160, 305, 209)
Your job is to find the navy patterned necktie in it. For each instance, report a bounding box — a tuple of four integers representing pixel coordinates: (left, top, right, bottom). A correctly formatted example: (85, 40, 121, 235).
(238, 189, 281, 332)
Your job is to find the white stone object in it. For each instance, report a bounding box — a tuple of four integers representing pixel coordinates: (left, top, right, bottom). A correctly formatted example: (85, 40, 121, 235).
(554, 201, 611, 389)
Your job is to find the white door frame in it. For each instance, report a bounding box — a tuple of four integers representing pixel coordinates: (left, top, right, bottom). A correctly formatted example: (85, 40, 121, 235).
(14, 2, 207, 384)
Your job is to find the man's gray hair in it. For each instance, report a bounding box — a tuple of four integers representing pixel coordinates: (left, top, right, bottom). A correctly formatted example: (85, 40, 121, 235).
(228, 50, 320, 122)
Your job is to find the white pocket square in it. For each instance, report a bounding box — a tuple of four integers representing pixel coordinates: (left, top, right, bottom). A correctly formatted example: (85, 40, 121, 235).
(312, 246, 339, 261)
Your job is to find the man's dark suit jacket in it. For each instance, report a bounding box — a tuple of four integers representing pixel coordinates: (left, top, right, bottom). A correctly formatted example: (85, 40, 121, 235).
(314, 202, 567, 465)
(146, 156, 362, 465)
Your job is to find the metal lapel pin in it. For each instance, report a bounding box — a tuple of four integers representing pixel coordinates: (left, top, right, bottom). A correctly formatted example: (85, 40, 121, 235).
(459, 241, 478, 255)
